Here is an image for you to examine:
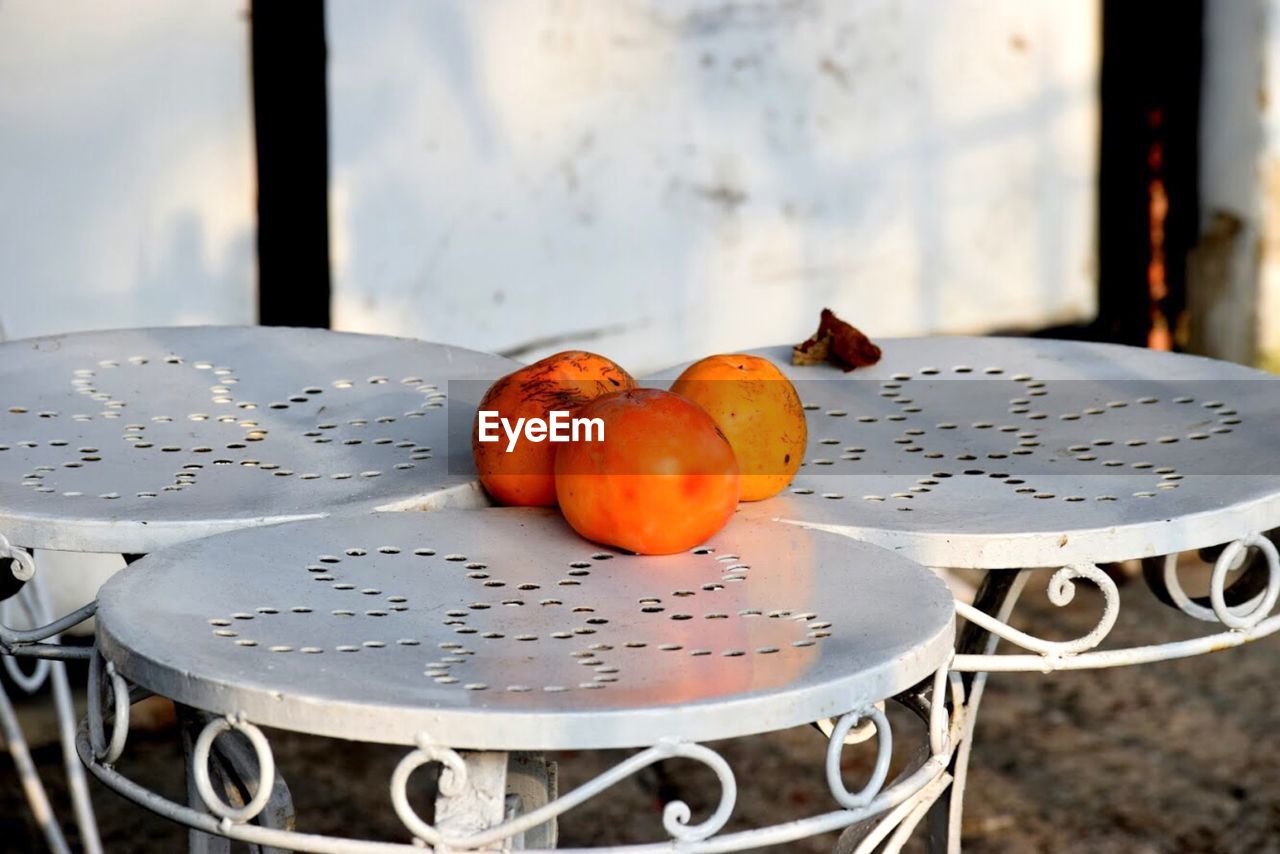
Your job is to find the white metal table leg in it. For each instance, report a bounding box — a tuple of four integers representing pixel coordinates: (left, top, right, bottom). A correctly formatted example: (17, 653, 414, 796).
(51, 659, 100, 853)
(179, 709, 230, 854)
(431, 751, 557, 851)
(0, 674, 71, 854)
(844, 770, 953, 854)
(927, 569, 1029, 854)
(945, 571, 1027, 853)
(435, 750, 510, 849)
(178, 704, 294, 854)
(1, 594, 50, 691)
(29, 570, 103, 854)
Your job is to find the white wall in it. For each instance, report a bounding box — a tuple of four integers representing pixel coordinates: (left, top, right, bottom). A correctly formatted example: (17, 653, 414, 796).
(1262, 0, 1280, 366)
(328, 0, 1100, 372)
(0, 1, 1100, 367)
(0, 0, 256, 341)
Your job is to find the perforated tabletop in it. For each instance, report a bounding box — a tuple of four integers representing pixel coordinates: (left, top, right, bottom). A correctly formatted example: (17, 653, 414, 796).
(95, 507, 954, 749)
(650, 338, 1280, 569)
(0, 327, 516, 553)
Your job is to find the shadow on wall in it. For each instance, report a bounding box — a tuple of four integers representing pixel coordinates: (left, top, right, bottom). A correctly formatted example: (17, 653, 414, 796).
(0, 0, 257, 340)
(328, 0, 1100, 373)
(129, 212, 256, 333)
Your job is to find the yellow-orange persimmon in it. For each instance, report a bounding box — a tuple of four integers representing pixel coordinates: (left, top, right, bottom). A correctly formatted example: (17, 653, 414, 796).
(472, 351, 635, 506)
(554, 389, 740, 554)
(670, 354, 807, 500)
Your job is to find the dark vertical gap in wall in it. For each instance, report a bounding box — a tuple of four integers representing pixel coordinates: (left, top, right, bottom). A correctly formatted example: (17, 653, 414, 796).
(1095, 0, 1202, 349)
(251, 0, 331, 327)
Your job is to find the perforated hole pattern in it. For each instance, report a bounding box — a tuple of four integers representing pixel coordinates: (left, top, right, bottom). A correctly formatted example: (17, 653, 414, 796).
(0, 329, 514, 538)
(202, 539, 832, 696)
(785, 361, 1247, 507)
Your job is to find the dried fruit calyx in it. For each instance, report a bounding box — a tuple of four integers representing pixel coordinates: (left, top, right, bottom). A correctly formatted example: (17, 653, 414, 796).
(792, 308, 881, 371)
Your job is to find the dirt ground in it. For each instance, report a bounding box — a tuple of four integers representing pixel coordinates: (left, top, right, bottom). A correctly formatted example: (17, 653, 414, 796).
(3, 564, 1280, 853)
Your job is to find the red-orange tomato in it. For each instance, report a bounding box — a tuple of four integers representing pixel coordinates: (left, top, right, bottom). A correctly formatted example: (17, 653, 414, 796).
(554, 388, 740, 555)
(472, 351, 635, 506)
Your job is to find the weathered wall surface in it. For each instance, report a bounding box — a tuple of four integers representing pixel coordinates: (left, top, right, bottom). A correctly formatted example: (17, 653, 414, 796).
(0, 2, 1101, 368)
(0, 1, 256, 341)
(1262, 0, 1280, 368)
(328, 0, 1100, 371)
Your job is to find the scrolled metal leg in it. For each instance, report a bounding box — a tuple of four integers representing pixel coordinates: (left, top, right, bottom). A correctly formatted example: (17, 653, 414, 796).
(76, 660, 954, 854)
(0, 544, 102, 854)
(827, 707, 893, 811)
(178, 704, 294, 854)
(30, 569, 104, 854)
(180, 706, 229, 854)
(932, 534, 1280, 851)
(391, 732, 739, 850)
(1, 588, 50, 692)
(842, 770, 954, 854)
(0, 543, 97, 657)
(1142, 531, 1280, 619)
(202, 725, 295, 854)
(0, 676, 71, 854)
(833, 663, 959, 854)
(86, 650, 130, 770)
(432, 750, 510, 842)
(952, 534, 1280, 673)
(0, 532, 35, 604)
(927, 569, 1028, 854)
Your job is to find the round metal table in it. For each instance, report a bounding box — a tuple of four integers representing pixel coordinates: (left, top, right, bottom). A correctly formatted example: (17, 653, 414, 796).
(0, 326, 516, 553)
(79, 507, 956, 851)
(651, 337, 1280, 569)
(0, 326, 517, 854)
(651, 337, 1280, 851)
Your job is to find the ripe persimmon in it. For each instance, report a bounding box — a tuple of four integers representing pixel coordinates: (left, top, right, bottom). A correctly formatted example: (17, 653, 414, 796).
(670, 354, 806, 500)
(472, 351, 635, 506)
(554, 388, 740, 554)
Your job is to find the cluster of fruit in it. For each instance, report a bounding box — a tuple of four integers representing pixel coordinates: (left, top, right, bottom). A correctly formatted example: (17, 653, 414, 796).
(470, 351, 807, 554)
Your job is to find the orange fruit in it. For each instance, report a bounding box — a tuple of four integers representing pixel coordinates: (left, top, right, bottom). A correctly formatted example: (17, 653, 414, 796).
(554, 388, 740, 554)
(670, 354, 806, 500)
(472, 351, 635, 506)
